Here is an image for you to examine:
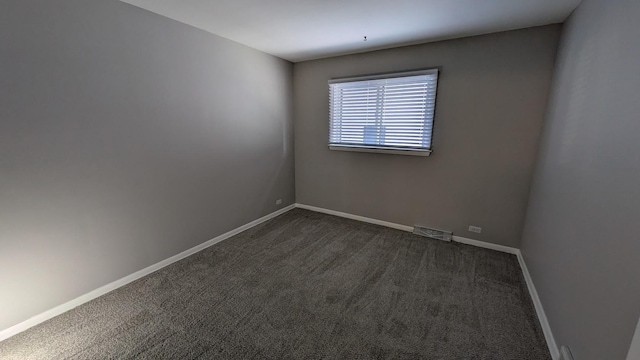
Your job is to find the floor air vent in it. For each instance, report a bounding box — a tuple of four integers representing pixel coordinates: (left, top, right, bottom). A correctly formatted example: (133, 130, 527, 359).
(413, 226, 452, 242)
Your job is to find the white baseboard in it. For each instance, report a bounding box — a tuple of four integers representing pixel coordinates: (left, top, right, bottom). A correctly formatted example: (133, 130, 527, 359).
(0, 204, 296, 343)
(452, 235, 519, 254)
(296, 203, 559, 359)
(295, 203, 414, 232)
(516, 251, 560, 359)
(295, 203, 520, 253)
(626, 316, 640, 360)
(2, 202, 559, 360)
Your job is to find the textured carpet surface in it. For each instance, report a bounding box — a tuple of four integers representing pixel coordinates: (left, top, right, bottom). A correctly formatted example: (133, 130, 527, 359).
(0, 209, 550, 359)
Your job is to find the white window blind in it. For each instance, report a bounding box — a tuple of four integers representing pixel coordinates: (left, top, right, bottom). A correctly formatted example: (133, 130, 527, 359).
(329, 69, 439, 156)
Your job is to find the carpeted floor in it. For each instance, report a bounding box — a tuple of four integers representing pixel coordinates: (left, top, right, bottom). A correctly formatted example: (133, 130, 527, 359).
(0, 209, 550, 359)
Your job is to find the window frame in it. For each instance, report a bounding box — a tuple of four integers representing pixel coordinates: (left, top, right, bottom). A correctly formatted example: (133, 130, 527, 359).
(328, 68, 440, 157)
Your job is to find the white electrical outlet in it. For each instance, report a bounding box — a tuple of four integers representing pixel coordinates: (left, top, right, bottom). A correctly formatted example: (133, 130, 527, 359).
(468, 226, 482, 234)
(275, 199, 282, 205)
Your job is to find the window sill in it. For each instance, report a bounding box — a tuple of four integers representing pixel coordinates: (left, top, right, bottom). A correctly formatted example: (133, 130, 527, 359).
(329, 145, 431, 157)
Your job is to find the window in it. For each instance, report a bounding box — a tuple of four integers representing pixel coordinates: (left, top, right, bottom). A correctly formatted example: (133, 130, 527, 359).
(329, 69, 439, 156)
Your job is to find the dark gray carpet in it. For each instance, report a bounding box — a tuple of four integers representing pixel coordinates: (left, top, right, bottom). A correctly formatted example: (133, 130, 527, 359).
(0, 209, 550, 359)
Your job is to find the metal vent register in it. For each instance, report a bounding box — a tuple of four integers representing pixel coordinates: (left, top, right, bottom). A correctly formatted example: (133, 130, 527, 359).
(413, 225, 452, 242)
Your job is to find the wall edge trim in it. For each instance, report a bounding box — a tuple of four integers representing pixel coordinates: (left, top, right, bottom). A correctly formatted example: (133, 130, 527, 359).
(295, 203, 559, 358)
(0, 204, 296, 342)
(451, 235, 519, 254)
(295, 203, 414, 232)
(516, 250, 560, 359)
(2, 202, 559, 360)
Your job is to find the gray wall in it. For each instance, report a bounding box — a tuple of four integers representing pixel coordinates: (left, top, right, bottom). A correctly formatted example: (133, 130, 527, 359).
(0, 1, 294, 331)
(520, 1, 640, 359)
(294, 26, 560, 248)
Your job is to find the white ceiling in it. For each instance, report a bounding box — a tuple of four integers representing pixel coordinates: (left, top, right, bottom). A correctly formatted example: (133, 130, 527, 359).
(120, 0, 581, 62)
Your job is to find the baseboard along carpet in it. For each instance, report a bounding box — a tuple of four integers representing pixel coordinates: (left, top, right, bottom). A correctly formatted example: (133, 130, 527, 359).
(0, 208, 550, 359)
